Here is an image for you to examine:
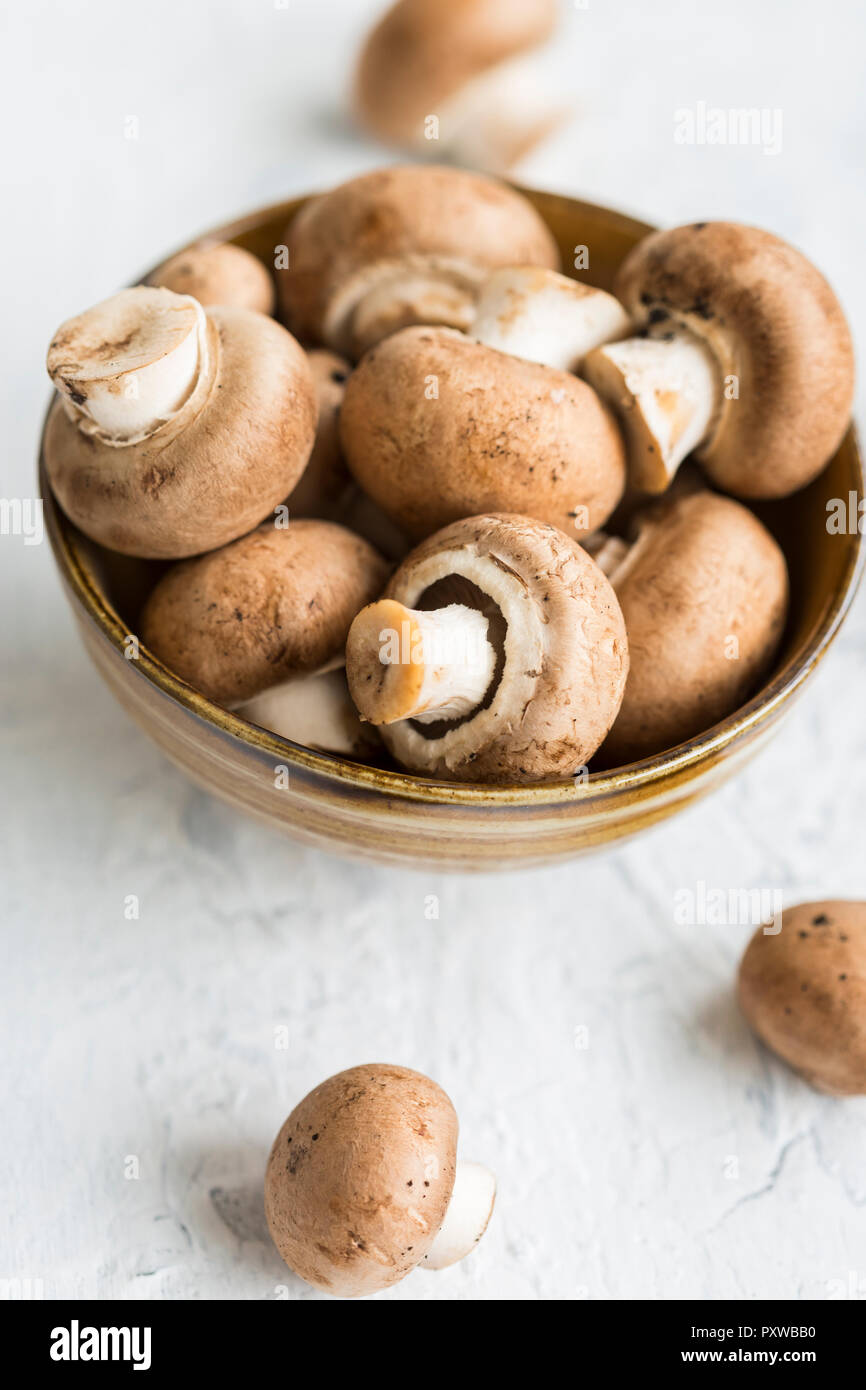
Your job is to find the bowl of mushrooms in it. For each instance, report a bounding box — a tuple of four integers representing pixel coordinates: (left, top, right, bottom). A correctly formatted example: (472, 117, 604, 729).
(39, 166, 863, 870)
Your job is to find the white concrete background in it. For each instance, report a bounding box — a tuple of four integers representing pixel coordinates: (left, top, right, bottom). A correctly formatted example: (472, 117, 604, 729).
(1, 0, 865, 1301)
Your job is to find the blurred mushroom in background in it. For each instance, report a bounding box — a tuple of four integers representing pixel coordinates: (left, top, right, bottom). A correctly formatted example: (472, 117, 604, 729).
(353, 0, 568, 173)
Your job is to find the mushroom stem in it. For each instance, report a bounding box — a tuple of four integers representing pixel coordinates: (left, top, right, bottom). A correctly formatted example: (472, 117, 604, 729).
(47, 287, 209, 445)
(346, 598, 496, 726)
(423, 1161, 497, 1271)
(583, 324, 721, 493)
(471, 268, 631, 372)
(436, 51, 567, 173)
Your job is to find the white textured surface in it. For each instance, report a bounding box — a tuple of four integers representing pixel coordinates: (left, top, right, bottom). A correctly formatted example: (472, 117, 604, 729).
(2, 0, 865, 1301)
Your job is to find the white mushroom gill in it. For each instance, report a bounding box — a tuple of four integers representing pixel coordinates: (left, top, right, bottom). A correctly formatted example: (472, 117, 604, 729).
(46, 287, 210, 446)
(324, 258, 485, 359)
(423, 1161, 497, 1271)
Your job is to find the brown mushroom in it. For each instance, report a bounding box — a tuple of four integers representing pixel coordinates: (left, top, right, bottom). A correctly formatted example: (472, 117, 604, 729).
(286, 349, 354, 518)
(339, 325, 625, 542)
(148, 241, 276, 315)
(354, 0, 564, 172)
(278, 165, 559, 359)
(141, 519, 388, 753)
(345, 513, 629, 783)
(264, 1064, 496, 1297)
(601, 491, 789, 765)
(285, 349, 409, 561)
(738, 901, 866, 1096)
(583, 222, 855, 498)
(44, 287, 316, 559)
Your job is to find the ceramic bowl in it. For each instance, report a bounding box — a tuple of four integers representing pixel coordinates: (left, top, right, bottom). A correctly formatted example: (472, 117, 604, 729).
(39, 187, 864, 870)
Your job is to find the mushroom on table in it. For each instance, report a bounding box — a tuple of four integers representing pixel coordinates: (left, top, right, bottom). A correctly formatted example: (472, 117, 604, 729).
(140, 519, 389, 756)
(339, 326, 626, 542)
(583, 221, 855, 498)
(739, 901, 866, 1096)
(277, 165, 559, 360)
(354, 0, 565, 172)
(44, 286, 316, 559)
(264, 1064, 496, 1297)
(346, 513, 629, 783)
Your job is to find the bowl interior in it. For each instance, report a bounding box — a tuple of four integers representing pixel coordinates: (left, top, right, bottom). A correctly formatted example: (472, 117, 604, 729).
(41, 187, 865, 802)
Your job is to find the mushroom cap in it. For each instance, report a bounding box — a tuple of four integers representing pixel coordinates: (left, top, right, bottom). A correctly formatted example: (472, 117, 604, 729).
(148, 242, 276, 316)
(613, 221, 855, 498)
(738, 901, 866, 1096)
(141, 519, 389, 705)
(286, 349, 352, 516)
(278, 165, 560, 348)
(354, 0, 558, 147)
(44, 306, 317, 560)
(602, 492, 789, 765)
(264, 1064, 459, 1297)
(339, 326, 625, 541)
(354, 513, 629, 783)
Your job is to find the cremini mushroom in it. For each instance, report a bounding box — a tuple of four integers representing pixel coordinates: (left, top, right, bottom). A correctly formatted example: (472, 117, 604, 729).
(278, 165, 559, 360)
(140, 519, 389, 754)
(285, 350, 409, 561)
(470, 266, 630, 371)
(583, 221, 855, 497)
(738, 901, 866, 1096)
(346, 513, 629, 783)
(264, 1064, 496, 1297)
(354, 0, 565, 172)
(286, 349, 353, 518)
(339, 325, 625, 541)
(44, 286, 316, 559)
(601, 491, 789, 766)
(148, 241, 276, 315)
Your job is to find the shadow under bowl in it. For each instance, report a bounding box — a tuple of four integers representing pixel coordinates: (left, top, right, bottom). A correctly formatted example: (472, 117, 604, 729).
(39, 187, 865, 870)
